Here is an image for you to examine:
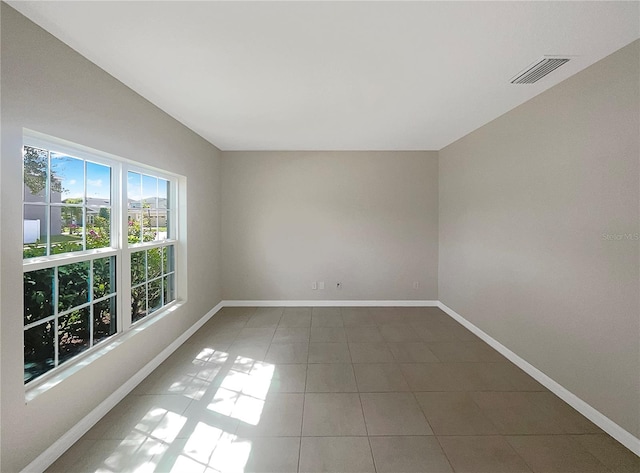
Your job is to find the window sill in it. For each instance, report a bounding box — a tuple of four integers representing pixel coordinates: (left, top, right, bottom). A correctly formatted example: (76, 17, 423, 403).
(25, 299, 185, 402)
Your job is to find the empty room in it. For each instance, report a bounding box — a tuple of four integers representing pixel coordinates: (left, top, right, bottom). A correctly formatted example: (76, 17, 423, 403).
(1, 1, 639, 472)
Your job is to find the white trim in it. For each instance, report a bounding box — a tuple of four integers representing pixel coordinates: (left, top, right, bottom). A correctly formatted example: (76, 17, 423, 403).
(437, 301, 640, 457)
(222, 300, 439, 307)
(20, 301, 224, 473)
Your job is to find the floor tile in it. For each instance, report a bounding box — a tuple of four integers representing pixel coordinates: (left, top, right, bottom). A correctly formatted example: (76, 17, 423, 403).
(353, 363, 410, 392)
(471, 392, 566, 434)
(345, 326, 383, 342)
(310, 326, 347, 342)
(96, 394, 193, 440)
(183, 402, 240, 437)
(341, 308, 376, 326)
(571, 434, 640, 473)
(387, 341, 439, 362)
(453, 362, 516, 391)
(306, 363, 357, 392)
(495, 362, 548, 391)
(312, 307, 342, 317)
(209, 313, 251, 329)
(46, 439, 98, 473)
(412, 323, 460, 342)
(302, 392, 367, 435)
(530, 392, 603, 433)
(369, 436, 453, 473)
(48, 306, 635, 473)
(231, 436, 300, 473)
(227, 341, 270, 361)
(400, 362, 469, 391)
(280, 307, 312, 326)
(415, 391, 498, 435)
(245, 309, 283, 328)
(438, 435, 532, 473)
(235, 327, 276, 343)
(264, 342, 308, 364)
(379, 324, 423, 342)
(360, 392, 433, 435)
(428, 341, 505, 362)
(254, 307, 284, 317)
(235, 393, 304, 437)
(349, 342, 395, 363)
(308, 342, 351, 363)
(311, 308, 344, 327)
(369, 307, 404, 325)
(272, 327, 310, 343)
(260, 363, 307, 394)
(299, 437, 375, 473)
(88, 435, 166, 473)
(506, 435, 610, 472)
(219, 306, 257, 318)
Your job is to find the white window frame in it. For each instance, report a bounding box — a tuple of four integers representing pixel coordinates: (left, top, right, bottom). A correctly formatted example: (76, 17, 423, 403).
(22, 130, 183, 392)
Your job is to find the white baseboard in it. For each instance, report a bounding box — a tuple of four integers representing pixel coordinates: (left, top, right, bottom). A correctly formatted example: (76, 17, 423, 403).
(222, 300, 439, 307)
(437, 301, 640, 457)
(21, 301, 225, 473)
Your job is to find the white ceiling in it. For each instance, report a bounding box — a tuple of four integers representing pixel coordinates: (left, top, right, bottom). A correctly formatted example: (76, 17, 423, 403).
(9, 1, 640, 151)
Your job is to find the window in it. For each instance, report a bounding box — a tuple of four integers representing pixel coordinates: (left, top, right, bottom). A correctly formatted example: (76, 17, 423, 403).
(127, 171, 176, 323)
(22, 133, 180, 386)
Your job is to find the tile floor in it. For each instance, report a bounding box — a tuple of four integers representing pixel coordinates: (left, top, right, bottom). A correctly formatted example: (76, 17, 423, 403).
(47, 306, 639, 473)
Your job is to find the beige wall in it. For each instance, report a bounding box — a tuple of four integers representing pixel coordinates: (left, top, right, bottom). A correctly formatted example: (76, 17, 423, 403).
(1, 5, 222, 471)
(221, 151, 439, 301)
(439, 40, 640, 437)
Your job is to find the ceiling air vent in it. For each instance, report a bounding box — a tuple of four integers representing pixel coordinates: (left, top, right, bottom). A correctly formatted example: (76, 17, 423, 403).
(510, 56, 570, 84)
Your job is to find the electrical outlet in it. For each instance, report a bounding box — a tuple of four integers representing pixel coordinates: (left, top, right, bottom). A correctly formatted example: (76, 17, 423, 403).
(413, 281, 419, 289)
(319, 281, 325, 290)
(312, 282, 317, 290)
(336, 282, 342, 289)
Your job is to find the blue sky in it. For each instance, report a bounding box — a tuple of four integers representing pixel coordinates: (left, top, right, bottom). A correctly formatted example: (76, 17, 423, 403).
(51, 153, 111, 201)
(128, 172, 168, 204)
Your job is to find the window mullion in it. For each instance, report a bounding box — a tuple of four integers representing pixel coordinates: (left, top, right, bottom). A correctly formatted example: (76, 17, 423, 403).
(89, 259, 94, 348)
(120, 163, 132, 331)
(53, 266, 59, 368)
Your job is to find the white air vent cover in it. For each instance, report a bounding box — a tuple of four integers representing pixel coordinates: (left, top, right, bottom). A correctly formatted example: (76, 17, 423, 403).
(510, 56, 571, 84)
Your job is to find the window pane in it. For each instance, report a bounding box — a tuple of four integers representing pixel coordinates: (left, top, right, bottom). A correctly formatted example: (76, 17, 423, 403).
(164, 274, 175, 304)
(24, 268, 54, 325)
(142, 174, 158, 209)
(24, 321, 54, 383)
(158, 210, 168, 240)
(128, 211, 143, 244)
(131, 251, 146, 285)
(163, 245, 175, 274)
(23, 146, 48, 202)
(58, 261, 90, 312)
(127, 171, 141, 208)
(148, 279, 162, 314)
(94, 256, 115, 299)
(94, 296, 117, 344)
(148, 248, 162, 280)
(158, 179, 169, 209)
(23, 204, 47, 258)
(58, 307, 90, 364)
(51, 206, 83, 254)
(86, 161, 111, 206)
(142, 210, 157, 242)
(149, 209, 163, 241)
(51, 153, 84, 204)
(131, 285, 147, 323)
(86, 207, 111, 249)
